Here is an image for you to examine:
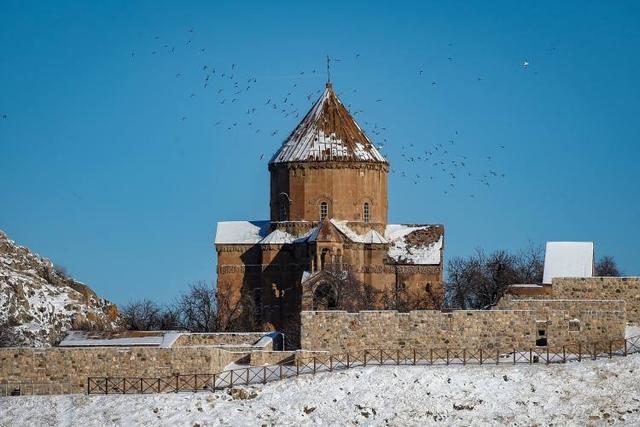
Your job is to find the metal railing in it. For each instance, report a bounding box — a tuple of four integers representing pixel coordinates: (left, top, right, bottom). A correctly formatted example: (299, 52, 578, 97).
(85, 335, 640, 395)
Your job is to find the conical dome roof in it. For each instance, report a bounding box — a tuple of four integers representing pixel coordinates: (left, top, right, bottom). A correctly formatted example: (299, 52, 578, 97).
(270, 83, 388, 164)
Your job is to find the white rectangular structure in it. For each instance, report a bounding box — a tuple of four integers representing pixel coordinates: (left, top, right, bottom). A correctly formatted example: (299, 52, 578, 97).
(542, 242, 594, 285)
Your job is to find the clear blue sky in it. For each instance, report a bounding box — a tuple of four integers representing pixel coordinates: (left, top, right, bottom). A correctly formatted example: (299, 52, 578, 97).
(1, 1, 639, 306)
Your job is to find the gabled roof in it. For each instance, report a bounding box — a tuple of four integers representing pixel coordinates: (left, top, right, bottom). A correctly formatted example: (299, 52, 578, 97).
(270, 83, 388, 164)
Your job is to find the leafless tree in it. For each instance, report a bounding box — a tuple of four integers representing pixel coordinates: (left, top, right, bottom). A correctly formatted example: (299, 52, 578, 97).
(317, 263, 381, 311)
(595, 256, 621, 277)
(174, 281, 258, 332)
(447, 244, 544, 309)
(121, 299, 162, 330)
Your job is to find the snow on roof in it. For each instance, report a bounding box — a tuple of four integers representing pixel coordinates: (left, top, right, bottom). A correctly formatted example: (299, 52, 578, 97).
(330, 219, 389, 244)
(59, 330, 171, 347)
(542, 242, 594, 285)
(385, 224, 444, 265)
(215, 221, 270, 244)
(270, 83, 388, 164)
(259, 228, 295, 244)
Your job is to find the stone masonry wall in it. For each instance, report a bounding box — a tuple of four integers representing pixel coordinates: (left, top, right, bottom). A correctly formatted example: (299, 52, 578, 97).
(173, 332, 268, 348)
(301, 303, 626, 353)
(0, 346, 240, 394)
(551, 278, 640, 324)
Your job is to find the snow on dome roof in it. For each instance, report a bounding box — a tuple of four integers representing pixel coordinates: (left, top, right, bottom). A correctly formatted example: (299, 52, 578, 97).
(270, 83, 388, 164)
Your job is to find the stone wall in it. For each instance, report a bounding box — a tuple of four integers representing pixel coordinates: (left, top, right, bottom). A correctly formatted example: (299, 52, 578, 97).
(249, 351, 296, 366)
(0, 346, 240, 394)
(551, 278, 640, 324)
(173, 332, 269, 348)
(300, 304, 626, 353)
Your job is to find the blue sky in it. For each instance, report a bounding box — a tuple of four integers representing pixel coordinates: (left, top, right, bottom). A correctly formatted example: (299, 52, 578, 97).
(1, 1, 639, 306)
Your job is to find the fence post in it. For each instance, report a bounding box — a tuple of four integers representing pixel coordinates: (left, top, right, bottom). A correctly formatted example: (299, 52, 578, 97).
(122, 378, 125, 395)
(396, 349, 400, 365)
(463, 349, 466, 366)
(279, 364, 283, 380)
(364, 351, 367, 366)
(263, 366, 267, 384)
(175, 375, 179, 393)
(105, 378, 109, 395)
(329, 355, 333, 372)
(212, 374, 216, 391)
(347, 353, 350, 368)
(609, 341, 613, 359)
(578, 343, 582, 362)
(313, 357, 317, 374)
(446, 349, 449, 365)
(86, 378, 90, 395)
(140, 378, 143, 393)
(246, 369, 250, 385)
(479, 348, 483, 365)
(513, 349, 516, 365)
(413, 349, 416, 365)
(529, 349, 532, 364)
(496, 349, 499, 365)
(624, 340, 628, 357)
(380, 349, 383, 366)
(592, 343, 596, 360)
(546, 346, 549, 365)
(430, 349, 433, 365)
(296, 359, 300, 376)
(563, 346, 566, 363)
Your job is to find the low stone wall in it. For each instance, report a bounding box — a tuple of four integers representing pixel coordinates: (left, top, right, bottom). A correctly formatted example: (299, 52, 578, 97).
(173, 332, 268, 347)
(249, 351, 296, 366)
(301, 304, 626, 353)
(0, 346, 241, 394)
(551, 278, 640, 324)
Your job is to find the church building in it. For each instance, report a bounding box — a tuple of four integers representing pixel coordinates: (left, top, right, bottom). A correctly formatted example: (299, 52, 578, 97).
(215, 82, 445, 338)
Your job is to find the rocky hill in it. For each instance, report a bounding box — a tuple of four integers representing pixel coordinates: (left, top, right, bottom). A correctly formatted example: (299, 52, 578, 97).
(0, 230, 119, 347)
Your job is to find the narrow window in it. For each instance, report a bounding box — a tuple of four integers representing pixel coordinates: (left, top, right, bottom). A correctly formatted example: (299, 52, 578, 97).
(278, 202, 287, 221)
(363, 202, 370, 223)
(320, 201, 328, 221)
(568, 319, 581, 332)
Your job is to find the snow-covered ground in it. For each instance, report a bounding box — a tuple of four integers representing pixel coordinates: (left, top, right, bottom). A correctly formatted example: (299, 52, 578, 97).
(3, 354, 640, 426)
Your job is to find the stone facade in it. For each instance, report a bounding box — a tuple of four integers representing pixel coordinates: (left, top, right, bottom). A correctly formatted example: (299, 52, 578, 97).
(215, 83, 445, 345)
(0, 346, 239, 394)
(173, 332, 270, 348)
(551, 277, 640, 324)
(300, 303, 626, 353)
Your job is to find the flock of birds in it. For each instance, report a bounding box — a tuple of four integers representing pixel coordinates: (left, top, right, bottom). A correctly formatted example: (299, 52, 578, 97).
(125, 28, 535, 199)
(0, 28, 536, 200)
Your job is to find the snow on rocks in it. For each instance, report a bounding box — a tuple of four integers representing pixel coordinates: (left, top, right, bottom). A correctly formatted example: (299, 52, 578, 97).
(0, 230, 119, 346)
(4, 354, 640, 426)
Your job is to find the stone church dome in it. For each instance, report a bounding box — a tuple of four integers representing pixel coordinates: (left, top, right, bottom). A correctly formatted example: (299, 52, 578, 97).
(270, 83, 388, 165)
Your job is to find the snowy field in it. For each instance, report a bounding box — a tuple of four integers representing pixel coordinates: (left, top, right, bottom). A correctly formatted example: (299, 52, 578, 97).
(3, 354, 640, 426)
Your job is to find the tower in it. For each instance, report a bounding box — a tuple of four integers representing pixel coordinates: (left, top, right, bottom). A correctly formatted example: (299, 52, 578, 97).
(269, 83, 389, 226)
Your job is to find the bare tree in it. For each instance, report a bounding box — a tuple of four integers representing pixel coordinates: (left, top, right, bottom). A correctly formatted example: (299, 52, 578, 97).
(121, 299, 162, 330)
(447, 245, 544, 309)
(595, 256, 621, 277)
(176, 281, 219, 332)
(317, 263, 381, 311)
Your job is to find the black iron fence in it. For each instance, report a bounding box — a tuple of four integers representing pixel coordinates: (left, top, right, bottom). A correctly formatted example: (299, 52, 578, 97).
(86, 335, 640, 395)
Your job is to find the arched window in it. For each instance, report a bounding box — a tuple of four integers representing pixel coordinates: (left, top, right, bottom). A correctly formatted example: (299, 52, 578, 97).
(319, 201, 328, 221)
(363, 202, 370, 223)
(313, 282, 337, 310)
